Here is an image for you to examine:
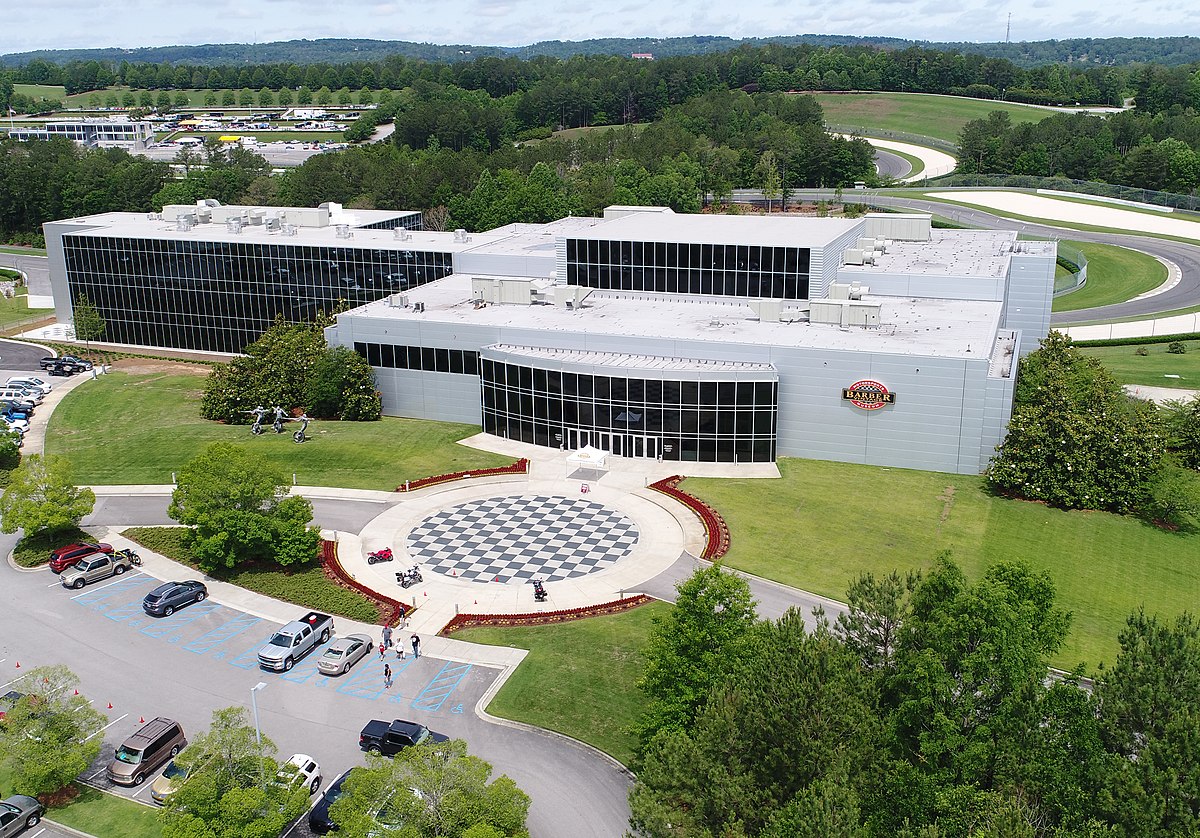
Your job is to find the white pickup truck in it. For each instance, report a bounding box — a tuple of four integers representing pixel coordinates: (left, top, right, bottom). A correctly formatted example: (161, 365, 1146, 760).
(257, 612, 334, 671)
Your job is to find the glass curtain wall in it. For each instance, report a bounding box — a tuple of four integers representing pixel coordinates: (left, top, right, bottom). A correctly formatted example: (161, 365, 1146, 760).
(62, 235, 452, 353)
(480, 357, 777, 462)
(564, 238, 811, 299)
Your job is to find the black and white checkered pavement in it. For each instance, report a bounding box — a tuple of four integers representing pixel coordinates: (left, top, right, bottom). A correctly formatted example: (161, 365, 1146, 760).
(405, 495, 640, 584)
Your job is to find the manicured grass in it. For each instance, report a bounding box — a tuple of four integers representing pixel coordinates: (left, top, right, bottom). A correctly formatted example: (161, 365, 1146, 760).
(551, 123, 649, 141)
(814, 92, 1054, 144)
(124, 526, 382, 623)
(453, 601, 668, 766)
(1052, 240, 1167, 312)
(687, 458, 1200, 671)
(12, 83, 67, 100)
(0, 759, 162, 838)
(45, 368, 509, 489)
(1079, 339, 1200, 387)
(0, 246, 47, 256)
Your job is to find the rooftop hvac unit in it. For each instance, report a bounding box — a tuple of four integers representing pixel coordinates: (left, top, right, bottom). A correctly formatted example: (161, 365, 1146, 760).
(387, 293, 409, 308)
(226, 218, 243, 234)
(264, 217, 281, 232)
(248, 209, 265, 225)
(335, 224, 353, 239)
(392, 228, 411, 241)
(453, 228, 471, 243)
(146, 212, 156, 221)
(196, 208, 212, 223)
(176, 214, 195, 232)
(281, 223, 298, 237)
(843, 249, 864, 266)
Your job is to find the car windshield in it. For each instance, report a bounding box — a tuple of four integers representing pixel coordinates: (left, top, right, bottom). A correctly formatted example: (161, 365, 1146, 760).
(115, 746, 143, 764)
(162, 762, 187, 780)
(269, 636, 292, 648)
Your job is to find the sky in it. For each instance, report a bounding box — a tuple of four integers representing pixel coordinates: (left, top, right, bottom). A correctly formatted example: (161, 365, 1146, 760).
(7, 0, 1200, 54)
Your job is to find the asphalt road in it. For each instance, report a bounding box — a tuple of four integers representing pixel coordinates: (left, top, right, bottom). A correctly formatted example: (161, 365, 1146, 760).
(0, 529, 632, 837)
(0, 339, 55, 372)
(0, 253, 51, 297)
(873, 149, 911, 180)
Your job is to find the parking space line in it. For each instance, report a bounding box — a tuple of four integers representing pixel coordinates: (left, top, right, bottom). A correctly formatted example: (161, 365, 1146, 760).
(27, 828, 44, 838)
(335, 657, 406, 700)
(83, 712, 128, 742)
(183, 613, 262, 655)
(409, 662, 473, 711)
(279, 655, 326, 684)
(47, 579, 66, 588)
(139, 602, 224, 639)
(227, 642, 267, 670)
(70, 574, 147, 604)
(103, 597, 153, 624)
(0, 672, 32, 691)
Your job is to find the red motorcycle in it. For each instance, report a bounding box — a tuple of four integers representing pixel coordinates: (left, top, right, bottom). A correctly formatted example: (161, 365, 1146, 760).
(367, 547, 394, 565)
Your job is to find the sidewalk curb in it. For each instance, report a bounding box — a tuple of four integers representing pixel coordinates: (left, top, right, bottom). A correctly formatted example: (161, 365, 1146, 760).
(44, 818, 99, 838)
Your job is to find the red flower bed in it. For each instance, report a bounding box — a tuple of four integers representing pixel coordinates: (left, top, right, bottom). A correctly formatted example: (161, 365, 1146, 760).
(440, 595, 653, 635)
(318, 538, 409, 625)
(648, 475, 731, 561)
(395, 458, 529, 492)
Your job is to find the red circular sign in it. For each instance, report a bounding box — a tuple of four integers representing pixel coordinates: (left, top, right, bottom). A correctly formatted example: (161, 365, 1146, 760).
(842, 379, 896, 410)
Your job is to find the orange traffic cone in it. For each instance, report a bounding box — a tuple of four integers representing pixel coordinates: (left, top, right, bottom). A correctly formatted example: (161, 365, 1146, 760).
(423, 591, 427, 597)
(139, 717, 145, 724)
(107, 702, 113, 709)
(73, 689, 79, 696)
(13, 662, 19, 669)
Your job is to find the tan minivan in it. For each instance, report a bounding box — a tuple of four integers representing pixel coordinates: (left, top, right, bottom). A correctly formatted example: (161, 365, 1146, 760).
(107, 717, 187, 786)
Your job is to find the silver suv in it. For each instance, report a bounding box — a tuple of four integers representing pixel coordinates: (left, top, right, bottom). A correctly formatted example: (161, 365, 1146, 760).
(60, 552, 135, 589)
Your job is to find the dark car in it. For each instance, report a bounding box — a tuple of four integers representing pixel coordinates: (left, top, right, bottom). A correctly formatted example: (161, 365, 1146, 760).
(39, 355, 92, 372)
(0, 795, 43, 837)
(359, 719, 449, 757)
(45, 360, 85, 377)
(308, 768, 352, 833)
(142, 581, 208, 617)
(48, 541, 114, 574)
(0, 691, 23, 724)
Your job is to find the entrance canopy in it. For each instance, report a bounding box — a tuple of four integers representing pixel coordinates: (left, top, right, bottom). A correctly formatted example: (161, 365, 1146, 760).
(567, 444, 610, 471)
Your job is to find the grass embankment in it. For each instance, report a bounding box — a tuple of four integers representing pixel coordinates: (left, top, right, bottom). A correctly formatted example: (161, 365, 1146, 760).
(687, 458, 1200, 671)
(123, 526, 381, 622)
(45, 366, 509, 489)
(0, 763, 161, 838)
(1079, 339, 1200, 388)
(1052, 240, 1167, 312)
(453, 602, 667, 766)
(813, 92, 1053, 144)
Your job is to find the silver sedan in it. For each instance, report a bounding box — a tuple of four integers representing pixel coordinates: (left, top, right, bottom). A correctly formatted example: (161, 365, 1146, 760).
(0, 795, 43, 837)
(317, 633, 373, 676)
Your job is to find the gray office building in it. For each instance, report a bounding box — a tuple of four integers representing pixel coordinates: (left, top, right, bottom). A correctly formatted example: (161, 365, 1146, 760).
(44, 203, 1055, 474)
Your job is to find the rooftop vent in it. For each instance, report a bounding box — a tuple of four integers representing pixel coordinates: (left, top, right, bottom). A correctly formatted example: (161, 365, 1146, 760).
(335, 224, 353, 240)
(226, 218, 243, 234)
(453, 228, 471, 243)
(392, 228, 411, 241)
(281, 223, 298, 237)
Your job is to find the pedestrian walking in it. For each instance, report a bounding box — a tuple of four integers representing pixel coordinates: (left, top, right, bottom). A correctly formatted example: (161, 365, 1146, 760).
(411, 634, 421, 659)
(395, 643, 405, 661)
(382, 623, 393, 649)
(378, 642, 386, 661)
(383, 663, 392, 688)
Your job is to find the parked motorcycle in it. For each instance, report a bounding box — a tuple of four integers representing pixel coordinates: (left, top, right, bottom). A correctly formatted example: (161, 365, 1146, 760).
(396, 565, 423, 588)
(116, 548, 142, 567)
(532, 579, 548, 602)
(367, 547, 394, 565)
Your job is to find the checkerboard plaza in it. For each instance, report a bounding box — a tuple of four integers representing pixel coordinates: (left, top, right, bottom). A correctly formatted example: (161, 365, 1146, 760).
(44, 203, 1056, 474)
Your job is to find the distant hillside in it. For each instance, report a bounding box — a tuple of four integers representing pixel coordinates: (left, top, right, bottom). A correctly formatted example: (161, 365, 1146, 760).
(4, 33, 1200, 68)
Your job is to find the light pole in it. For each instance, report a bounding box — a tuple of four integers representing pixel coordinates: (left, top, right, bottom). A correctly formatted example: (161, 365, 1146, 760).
(250, 682, 267, 785)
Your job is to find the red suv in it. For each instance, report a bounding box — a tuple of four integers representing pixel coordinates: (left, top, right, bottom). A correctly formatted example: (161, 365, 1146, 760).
(49, 542, 113, 574)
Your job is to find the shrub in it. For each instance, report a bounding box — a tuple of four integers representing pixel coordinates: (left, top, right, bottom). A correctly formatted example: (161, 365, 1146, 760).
(1168, 341, 1187, 354)
(12, 524, 97, 568)
(1136, 346, 1150, 356)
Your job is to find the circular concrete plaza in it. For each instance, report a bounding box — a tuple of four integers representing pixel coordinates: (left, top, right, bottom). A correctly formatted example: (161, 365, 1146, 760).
(405, 494, 640, 584)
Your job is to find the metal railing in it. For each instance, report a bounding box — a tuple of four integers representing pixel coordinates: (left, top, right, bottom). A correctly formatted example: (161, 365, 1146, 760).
(926, 173, 1200, 214)
(1053, 243, 1088, 296)
(824, 124, 959, 155)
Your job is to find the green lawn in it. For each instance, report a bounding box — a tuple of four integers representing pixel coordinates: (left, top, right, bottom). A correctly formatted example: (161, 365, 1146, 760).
(453, 602, 667, 766)
(1052, 240, 1167, 312)
(45, 368, 509, 489)
(687, 458, 1200, 672)
(0, 761, 162, 838)
(13, 83, 67, 100)
(814, 92, 1054, 144)
(1079, 340, 1200, 388)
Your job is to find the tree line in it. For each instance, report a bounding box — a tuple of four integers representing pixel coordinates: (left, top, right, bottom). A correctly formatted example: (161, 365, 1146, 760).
(632, 560, 1200, 836)
(957, 106, 1200, 194)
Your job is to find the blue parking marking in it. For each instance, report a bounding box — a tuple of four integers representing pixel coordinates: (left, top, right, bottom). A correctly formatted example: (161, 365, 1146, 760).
(183, 613, 262, 655)
(70, 576, 149, 607)
(336, 656, 415, 700)
(103, 597, 151, 623)
(408, 662, 473, 711)
(139, 603, 225, 639)
(279, 654, 327, 684)
(227, 643, 264, 670)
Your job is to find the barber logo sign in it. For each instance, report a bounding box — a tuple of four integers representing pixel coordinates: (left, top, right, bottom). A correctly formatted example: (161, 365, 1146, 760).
(842, 380, 896, 410)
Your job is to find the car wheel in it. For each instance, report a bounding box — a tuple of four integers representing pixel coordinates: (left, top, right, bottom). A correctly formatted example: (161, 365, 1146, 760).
(164, 606, 174, 616)
(320, 629, 330, 643)
(310, 777, 320, 794)
(115, 564, 126, 575)
(25, 813, 40, 828)
(196, 592, 206, 603)
(284, 657, 294, 671)
(133, 773, 145, 786)
(170, 745, 180, 757)
(73, 578, 85, 589)
(341, 663, 349, 675)
(367, 745, 381, 753)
